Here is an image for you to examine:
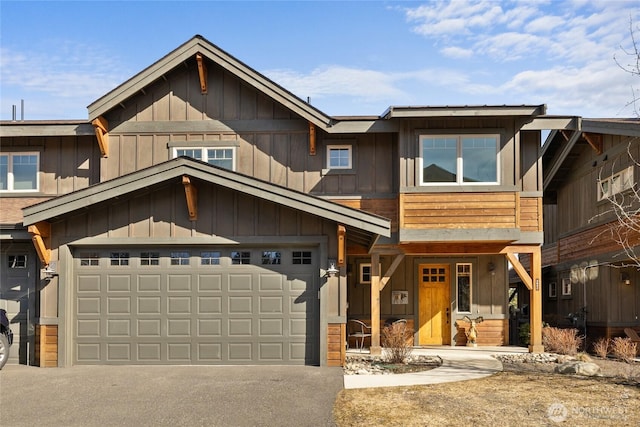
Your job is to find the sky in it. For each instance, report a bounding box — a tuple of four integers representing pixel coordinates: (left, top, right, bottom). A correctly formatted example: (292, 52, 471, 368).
(1, 0, 639, 121)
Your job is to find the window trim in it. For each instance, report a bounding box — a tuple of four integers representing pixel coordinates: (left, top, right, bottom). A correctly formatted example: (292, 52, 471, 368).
(172, 146, 237, 171)
(418, 134, 499, 186)
(548, 281, 557, 298)
(326, 144, 353, 170)
(0, 152, 40, 192)
(598, 166, 634, 201)
(561, 277, 572, 298)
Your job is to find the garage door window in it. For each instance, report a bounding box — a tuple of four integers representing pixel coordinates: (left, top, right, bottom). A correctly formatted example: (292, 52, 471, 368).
(231, 251, 251, 264)
(170, 252, 190, 265)
(8, 254, 27, 268)
(201, 251, 221, 265)
(140, 252, 160, 266)
(292, 251, 312, 265)
(262, 251, 281, 265)
(79, 253, 100, 266)
(110, 252, 130, 266)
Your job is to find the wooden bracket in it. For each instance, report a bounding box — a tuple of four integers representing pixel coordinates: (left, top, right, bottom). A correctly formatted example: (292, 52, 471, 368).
(379, 253, 405, 291)
(309, 122, 316, 155)
(196, 53, 207, 94)
(337, 225, 346, 266)
(28, 221, 51, 266)
(91, 116, 109, 157)
(560, 130, 571, 142)
(182, 175, 198, 220)
(582, 132, 603, 155)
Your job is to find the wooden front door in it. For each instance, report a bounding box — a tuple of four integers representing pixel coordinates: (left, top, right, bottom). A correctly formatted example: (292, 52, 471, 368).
(418, 264, 451, 345)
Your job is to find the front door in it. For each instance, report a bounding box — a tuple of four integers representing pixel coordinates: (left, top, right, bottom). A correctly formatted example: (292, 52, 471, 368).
(418, 264, 450, 345)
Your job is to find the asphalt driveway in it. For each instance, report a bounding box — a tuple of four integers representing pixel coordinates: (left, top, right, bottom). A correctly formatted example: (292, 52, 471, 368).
(0, 364, 343, 427)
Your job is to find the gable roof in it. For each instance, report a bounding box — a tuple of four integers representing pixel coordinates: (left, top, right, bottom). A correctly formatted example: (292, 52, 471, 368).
(22, 157, 391, 243)
(88, 35, 333, 129)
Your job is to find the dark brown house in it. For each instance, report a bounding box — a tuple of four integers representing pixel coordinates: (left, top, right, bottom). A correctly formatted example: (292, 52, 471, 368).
(542, 118, 640, 343)
(1, 35, 563, 367)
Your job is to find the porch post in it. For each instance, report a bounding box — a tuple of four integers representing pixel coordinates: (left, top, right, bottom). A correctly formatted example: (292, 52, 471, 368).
(370, 253, 382, 355)
(529, 246, 544, 352)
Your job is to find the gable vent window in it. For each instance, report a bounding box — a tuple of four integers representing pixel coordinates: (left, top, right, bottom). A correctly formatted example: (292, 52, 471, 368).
(0, 152, 39, 192)
(326, 145, 352, 169)
(419, 135, 499, 185)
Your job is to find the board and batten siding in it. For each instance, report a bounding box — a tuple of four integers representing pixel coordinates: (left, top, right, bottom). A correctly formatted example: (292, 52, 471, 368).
(99, 58, 395, 197)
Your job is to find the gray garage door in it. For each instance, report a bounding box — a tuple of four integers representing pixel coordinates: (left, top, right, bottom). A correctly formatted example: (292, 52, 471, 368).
(73, 247, 319, 365)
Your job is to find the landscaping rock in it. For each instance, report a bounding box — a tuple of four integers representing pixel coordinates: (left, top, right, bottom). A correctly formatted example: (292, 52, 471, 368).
(554, 361, 601, 376)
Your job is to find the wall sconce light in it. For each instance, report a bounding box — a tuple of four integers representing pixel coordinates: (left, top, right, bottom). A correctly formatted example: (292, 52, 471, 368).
(41, 264, 58, 280)
(621, 272, 631, 286)
(324, 261, 339, 278)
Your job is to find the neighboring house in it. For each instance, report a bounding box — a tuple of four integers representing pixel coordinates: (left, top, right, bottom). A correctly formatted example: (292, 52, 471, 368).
(1, 35, 559, 368)
(541, 118, 640, 343)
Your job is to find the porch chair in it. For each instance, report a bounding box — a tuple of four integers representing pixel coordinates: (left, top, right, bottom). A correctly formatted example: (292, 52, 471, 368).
(347, 319, 372, 352)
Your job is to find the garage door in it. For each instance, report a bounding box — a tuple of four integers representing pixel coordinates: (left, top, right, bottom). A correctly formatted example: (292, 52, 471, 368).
(73, 248, 319, 365)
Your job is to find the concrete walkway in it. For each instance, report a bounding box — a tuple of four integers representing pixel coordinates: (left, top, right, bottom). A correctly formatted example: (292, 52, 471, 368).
(343, 345, 529, 389)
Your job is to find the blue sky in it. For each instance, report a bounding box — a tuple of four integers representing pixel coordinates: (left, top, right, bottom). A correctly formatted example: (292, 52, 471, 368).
(1, 0, 639, 120)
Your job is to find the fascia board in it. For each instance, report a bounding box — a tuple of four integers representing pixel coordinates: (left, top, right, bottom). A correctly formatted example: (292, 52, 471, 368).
(88, 37, 333, 128)
(521, 116, 580, 131)
(23, 159, 391, 237)
(0, 122, 94, 137)
(582, 119, 640, 137)
(384, 105, 546, 119)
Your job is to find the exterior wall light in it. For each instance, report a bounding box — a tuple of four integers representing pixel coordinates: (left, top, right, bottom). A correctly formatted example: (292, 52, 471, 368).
(325, 262, 339, 278)
(621, 272, 631, 286)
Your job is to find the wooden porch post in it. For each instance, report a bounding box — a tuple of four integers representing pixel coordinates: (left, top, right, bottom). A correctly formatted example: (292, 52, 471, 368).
(370, 253, 381, 355)
(529, 246, 544, 352)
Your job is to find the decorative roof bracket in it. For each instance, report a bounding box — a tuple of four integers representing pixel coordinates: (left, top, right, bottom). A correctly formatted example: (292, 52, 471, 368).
(196, 53, 207, 94)
(309, 122, 316, 155)
(582, 132, 603, 155)
(92, 116, 109, 157)
(182, 175, 198, 221)
(337, 225, 345, 266)
(28, 221, 51, 266)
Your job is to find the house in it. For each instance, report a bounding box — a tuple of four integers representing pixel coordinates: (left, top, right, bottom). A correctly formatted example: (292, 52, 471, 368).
(1, 35, 561, 368)
(541, 118, 640, 344)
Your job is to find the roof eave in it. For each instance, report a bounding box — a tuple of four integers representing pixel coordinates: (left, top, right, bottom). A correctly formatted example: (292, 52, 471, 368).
(383, 105, 547, 119)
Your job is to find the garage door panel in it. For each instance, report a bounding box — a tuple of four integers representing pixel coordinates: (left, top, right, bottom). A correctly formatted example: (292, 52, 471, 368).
(168, 275, 191, 291)
(74, 247, 318, 365)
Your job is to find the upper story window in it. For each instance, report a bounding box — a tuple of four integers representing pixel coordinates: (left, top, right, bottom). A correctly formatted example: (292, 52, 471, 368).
(173, 147, 235, 171)
(598, 166, 634, 201)
(419, 135, 498, 185)
(326, 145, 352, 169)
(0, 152, 39, 192)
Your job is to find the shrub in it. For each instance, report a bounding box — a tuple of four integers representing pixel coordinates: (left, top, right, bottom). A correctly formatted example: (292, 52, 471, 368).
(518, 323, 530, 346)
(542, 326, 582, 355)
(611, 337, 638, 363)
(592, 337, 610, 359)
(381, 322, 413, 364)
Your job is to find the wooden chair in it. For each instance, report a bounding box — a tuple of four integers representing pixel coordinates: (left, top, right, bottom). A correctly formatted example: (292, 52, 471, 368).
(347, 319, 372, 352)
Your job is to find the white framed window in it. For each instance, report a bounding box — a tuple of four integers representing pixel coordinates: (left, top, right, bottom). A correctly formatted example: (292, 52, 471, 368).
(261, 251, 281, 265)
(140, 252, 160, 266)
(456, 263, 472, 313)
(79, 253, 100, 266)
(201, 251, 221, 265)
(110, 252, 130, 266)
(598, 166, 634, 200)
(0, 152, 39, 192)
(173, 147, 235, 171)
(548, 282, 557, 298)
(326, 145, 352, 169)
(561, 278, 572, 297)
(170, 251, 190, 266)
(292, 251, 312, 265)
(419, 135, 499, 185)
(231, 251, 251, 265)
(359, 263, 382, 284)
(8, 254, 27, 269)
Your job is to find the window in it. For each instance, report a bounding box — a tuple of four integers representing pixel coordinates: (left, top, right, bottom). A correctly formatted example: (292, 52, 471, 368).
(359, 263, 382, 284)
(231, 251, 251, 265)
(79, 253, 100, 266)
(561, 278, 572, 297)
(326, 145, 352, 169)
(173, 147, 235, 170)
(0, 152, 39, 191)
(598, 166, 634, 200)
(110, 252, 130, 266)
(548, 282, 557, 298)
(261, 251, 281, 265)
(419, 135, 498, 184)
(8, 255, 27, 269)
(201, 251, 221, 265)
(292, 251, 312, 265)
(170, 251, 190, 265)
(457, 264, 472, 313)
(140, 252, 160, 266)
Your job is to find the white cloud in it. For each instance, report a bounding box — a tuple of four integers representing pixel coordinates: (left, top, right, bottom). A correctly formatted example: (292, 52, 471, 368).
(440, 46, 474, 59)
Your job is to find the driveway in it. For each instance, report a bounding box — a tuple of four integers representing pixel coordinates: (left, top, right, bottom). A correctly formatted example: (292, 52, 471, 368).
(0, 364, 343, 427)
